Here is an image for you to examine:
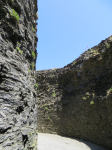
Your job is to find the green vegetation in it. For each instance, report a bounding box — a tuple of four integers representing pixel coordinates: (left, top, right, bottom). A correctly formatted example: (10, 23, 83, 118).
(32, 26, 35, 32)
(55, 83, 58, 86)
(32, 51, 35, 59)
(73, 61, 76, 65)
(48, 116, 50, 120)
(90, 100, 94, 105)
(52, 91, 56, 97)
(28, 69, 30, 73)
(30, 62, 34, 70)
(9, 9, 19, 21)
(83, 97, 86, 100)
(16, 47, 22, 54)
(107, 86, 112, 95)
(17, 42, 20, 45)
(35, 83, 38, 89)
(105, 42, 110, 49)
(47, 89, 49, 92)
(45, 107, 48, 110)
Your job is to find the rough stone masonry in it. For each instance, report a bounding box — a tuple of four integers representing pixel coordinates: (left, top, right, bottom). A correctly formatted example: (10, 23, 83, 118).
(0, 0, 38, 149)
(36, 35, 112, 150)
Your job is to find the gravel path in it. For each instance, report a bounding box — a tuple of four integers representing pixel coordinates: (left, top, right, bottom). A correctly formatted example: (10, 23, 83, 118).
(38, 133, 107, 150)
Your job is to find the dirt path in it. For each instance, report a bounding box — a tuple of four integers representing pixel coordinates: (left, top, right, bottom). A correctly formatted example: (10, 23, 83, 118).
(38, 133, 107, 150)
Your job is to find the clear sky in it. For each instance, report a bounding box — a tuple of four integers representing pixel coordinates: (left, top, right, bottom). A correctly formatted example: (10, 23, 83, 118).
(36, 0, 112, 71)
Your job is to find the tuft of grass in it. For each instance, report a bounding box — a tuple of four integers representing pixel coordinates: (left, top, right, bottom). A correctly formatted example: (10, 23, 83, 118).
(105, 42, 110, 49)
(73, 61, 76, 65)
(16, 47, 22, 54)
(90, 100, 94, 105)
(32, 26, 35, 32)
(35, 83, 38, 89)
(107, 86, 112, 95)
(30, 62, 34, 70)
(32, 51, 35, 59)
(48, 116, 50, 120)
(52, 91, 56, 97)
(9, 9, 19, 21)
(28, 69, 30, 73)
(83, 97, 86, 100)
(45, 107, 48, 110)
(55, 83, 58, 86)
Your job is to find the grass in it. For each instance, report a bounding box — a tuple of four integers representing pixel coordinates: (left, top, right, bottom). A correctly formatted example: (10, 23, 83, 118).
(90, 100, 94, 105)
(107, 86, 112, 95)
(55, 83, 58, 85)
(16, 47, 22, 54)
(32, 26, 35, 32)
(45, 107, 48, 110)
(9, 9, 19, 21)
(105, 42, 110, 49)
(28, 69, 30, 73)
(32, 51, 35, 59)
(73, 61, 76, 65)
(35, 83, 38, 89)
(52, 91, 56, 97)
(30, 62, 34, 70)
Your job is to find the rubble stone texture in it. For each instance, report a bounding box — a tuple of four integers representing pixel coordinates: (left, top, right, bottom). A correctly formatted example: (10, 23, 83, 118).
(0, 0, 38, 149)
(36, 36, 112, 150)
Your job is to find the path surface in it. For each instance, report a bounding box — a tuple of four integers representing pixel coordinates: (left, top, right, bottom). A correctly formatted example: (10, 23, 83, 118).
(38, 133, 107, 150)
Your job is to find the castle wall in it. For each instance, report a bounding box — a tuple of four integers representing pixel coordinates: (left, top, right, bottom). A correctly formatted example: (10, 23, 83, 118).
(36, 36, 112, 150)
(0, 0, 38, 149)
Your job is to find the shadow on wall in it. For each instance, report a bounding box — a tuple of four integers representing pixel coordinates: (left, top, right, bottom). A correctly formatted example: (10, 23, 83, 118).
(36, 35, 112, 150)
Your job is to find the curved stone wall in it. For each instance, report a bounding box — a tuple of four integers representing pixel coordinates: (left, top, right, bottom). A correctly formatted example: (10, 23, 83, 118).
(0, 0, 38, 149)
(36, 36, 112, 150)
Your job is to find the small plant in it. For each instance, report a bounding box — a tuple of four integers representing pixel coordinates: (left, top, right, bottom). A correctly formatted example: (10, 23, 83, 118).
(31, 51, 35, 59)
(47, 89, 49, 92)
(9, 9, 19, 21)
(52, 91, 56, 97)
(105, 42, 110, 49)
(90, 100, 94, 105)
(48, 116, 50, 120)
(34, 75, 35, 78)
(107, 86, 112, 95)
(17, 42, 20, 45)
(55, 83, 58, 86)
(30, 62, 34, 70)
(28, 69, 30, 73)
(83, 97, 86, 100)
(35, 83, 38, 89)
(45, 107, 48, 110)
(32, 26, 35, 32)
(73, 61, 76, 65)
(16, 47, 22, 54)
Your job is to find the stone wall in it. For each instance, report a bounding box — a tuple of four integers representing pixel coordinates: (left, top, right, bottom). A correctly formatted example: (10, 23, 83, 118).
(36, 35, 112, 150)
(0, 0, 38, 149)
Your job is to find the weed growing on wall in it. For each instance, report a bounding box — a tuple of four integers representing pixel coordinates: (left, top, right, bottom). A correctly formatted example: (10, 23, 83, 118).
(52, 91, 56, 97)
(28, 69, 31, 73)
(105, 42, 110, 49)
(32, 26, 35, 32)
(107, 86, 112, 96)
(90, 100, 94, 105)
(30, 62, 34, 70)
(32, 51, 35, 59)
(16, 47, 22, 54)
(45, 107, 48, 110)
(9, 9, 19, 21)
(35, 83, 38, 89)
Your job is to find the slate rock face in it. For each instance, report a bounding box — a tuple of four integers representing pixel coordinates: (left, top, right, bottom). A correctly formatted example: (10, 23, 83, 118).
(0, 0, 38, 149)
(36, 36, 112, 150)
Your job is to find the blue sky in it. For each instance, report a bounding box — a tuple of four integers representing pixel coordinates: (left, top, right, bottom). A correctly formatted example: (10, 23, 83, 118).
(36, 0, 112, 71)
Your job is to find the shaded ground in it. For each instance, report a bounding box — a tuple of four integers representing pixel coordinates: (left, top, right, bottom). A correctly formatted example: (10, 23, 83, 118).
(38, 133, 107, 150)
